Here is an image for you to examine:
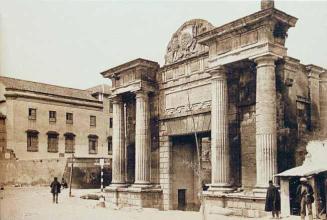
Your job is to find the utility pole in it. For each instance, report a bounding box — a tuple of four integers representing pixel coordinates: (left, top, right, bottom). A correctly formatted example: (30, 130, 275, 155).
(95, 158, 110, 192)
(69, 153, 74, 197)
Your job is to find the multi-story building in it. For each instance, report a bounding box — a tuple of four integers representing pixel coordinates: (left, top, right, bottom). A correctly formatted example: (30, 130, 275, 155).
(0, 76, 113, 159)
(0, 76, 113, 186)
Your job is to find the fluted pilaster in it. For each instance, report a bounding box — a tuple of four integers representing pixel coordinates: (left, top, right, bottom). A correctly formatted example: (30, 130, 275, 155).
(254, 54, 278, 189)
(134, 91, 151, 186)
(209, 66, 232, 191)
(111, 96, 126, 185)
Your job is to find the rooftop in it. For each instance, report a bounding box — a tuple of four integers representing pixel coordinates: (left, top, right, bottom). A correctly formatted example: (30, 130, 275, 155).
(86, 84, 112, 95)
(0, 76, 101, 102)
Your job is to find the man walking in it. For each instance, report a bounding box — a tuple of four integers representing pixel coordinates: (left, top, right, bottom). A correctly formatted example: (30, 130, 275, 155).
(297, 177, 314, 220)
(50, 177, 61, 204)
(265, 180, 281, 219)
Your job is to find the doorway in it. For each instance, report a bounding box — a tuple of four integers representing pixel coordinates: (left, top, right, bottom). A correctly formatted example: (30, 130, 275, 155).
(178, 189, 186, 210)
(171, 135, 199, 211)
(289, 177, 301, 215)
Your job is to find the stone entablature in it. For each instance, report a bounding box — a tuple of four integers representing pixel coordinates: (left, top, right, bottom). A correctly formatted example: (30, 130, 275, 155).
(101, 58, 159, 96)
(197, 8, 297, 67)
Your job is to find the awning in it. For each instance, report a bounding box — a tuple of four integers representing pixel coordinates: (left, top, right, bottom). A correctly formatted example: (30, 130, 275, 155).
(275, 165, 327, 177)
(276, 140, 327, 177)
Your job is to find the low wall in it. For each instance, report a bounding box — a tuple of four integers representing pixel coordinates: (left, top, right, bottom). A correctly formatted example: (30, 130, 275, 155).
(105, 187, 163, 209)
(203, 191, 267, 218)
(0, 158, 67, 186)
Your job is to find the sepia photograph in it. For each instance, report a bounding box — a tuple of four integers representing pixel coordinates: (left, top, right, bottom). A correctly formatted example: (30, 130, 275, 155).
(0, 0, 327, 219)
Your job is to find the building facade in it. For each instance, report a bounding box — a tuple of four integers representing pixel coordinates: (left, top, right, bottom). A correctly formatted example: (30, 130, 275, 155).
(0, 77, 113, 159)
(0, 77, 113, 186)
(102, 0, 327, 217)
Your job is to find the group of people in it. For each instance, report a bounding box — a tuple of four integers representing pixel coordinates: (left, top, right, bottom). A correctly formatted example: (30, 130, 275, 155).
(265, 177, 316, 220)
(50, 177, 68, 204)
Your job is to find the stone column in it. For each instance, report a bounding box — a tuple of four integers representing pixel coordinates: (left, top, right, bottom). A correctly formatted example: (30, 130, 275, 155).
(209, 66, 232, 191)
(320, 72, 327, 133)
(134, 91, 151, 186)
(254, 54, 278, 190)
(111, 96, 126, 186)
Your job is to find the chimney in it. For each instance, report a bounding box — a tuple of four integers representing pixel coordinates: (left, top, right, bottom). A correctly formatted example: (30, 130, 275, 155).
(261, 0, 274, 10)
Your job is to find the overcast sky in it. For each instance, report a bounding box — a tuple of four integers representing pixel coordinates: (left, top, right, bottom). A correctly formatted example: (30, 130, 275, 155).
(0, 0, 326, 89)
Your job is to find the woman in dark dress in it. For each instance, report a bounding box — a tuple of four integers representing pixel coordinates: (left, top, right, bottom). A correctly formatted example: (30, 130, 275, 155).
(265, 180, 281, 219)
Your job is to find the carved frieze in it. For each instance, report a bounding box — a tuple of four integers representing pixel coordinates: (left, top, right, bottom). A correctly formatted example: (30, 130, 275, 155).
(216, 38, 232, 55)
(240, 30, 258, 47)
(164, 19, 213, 65)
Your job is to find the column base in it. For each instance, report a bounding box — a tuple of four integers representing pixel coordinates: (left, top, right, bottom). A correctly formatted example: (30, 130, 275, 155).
(253, 186, 268, 197)
(131, 182, 153, 189)
(106, 183, 129, 190)
(208, 183, 235, 193)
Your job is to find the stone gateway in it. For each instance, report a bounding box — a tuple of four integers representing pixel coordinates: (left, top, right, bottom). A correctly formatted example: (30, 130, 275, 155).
(101, 1, 327, 217)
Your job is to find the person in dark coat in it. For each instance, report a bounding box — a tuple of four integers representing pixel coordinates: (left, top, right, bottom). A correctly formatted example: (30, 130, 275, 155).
(50, 177, 61, 204)
(296, 177, 314, 220)
(265, 180, 281, 219)
(61, 178, 68, 189)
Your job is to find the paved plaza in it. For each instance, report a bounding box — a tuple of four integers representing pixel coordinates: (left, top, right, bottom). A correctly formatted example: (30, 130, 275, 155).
(0, 187, 305, 220)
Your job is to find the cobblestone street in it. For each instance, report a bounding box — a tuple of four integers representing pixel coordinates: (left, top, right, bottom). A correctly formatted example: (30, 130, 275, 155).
(0, 187, 276, 220)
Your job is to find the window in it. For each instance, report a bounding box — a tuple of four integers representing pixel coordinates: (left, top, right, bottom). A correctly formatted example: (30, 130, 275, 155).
(90, 116, 96, 127)
(66, 113, 73, 124)
(49, 111, 56, 123)
(28, 108, 37, 120)
(107, 136, 112, 155)
(47, 131, 59, 153)
(64, 133, 75, 153)
(88, 135, 98, 154)
(26, 130, 39, 152)
(109, 118, 113, 128)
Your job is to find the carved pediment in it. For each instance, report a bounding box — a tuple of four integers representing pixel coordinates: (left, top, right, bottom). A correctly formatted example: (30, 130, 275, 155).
(164, 19, 214, 65)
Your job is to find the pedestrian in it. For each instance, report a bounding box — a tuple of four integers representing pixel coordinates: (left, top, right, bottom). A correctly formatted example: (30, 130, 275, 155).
(50, 177, 61, 204)
(61, 177, 68, 188)
(296, 177, 314, 220)
(265, 180, 281, 219)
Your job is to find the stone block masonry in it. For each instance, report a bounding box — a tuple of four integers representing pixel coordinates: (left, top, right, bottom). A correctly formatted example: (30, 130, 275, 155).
(0, 158, 66, 186)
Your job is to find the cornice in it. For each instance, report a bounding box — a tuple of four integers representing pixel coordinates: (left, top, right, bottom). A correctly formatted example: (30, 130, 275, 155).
(197, 8, 297, 45)
(101, 58, 159, 78)
(4, 91, 103, 110)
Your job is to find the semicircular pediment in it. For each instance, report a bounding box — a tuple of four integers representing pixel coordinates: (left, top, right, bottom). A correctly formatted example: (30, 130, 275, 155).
(164, 19, 214, 65)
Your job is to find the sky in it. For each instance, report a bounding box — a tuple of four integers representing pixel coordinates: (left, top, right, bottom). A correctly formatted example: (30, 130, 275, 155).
(0, 0, 326, 90)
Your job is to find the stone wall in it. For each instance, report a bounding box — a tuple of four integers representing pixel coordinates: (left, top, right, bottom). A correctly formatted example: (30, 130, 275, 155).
(105, 188, 163, 209)
(158, 123, 172, 210)
(240, 106, 256, 190)
(171, 136, 199, 210)
(203, 193, 266, 218)
(0, 158, 66, 185)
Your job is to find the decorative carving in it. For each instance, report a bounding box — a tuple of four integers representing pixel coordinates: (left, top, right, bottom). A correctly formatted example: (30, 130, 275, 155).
(164, 19, 214, 65)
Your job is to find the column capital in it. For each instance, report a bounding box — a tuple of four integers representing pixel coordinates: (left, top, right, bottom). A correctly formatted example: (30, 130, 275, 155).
(252, 54, 279, 68)
(134, 90, 149, 99)
(207, 66, 227, 80)
(110, 95, 123, 104)
(321, 71, 327, 82)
